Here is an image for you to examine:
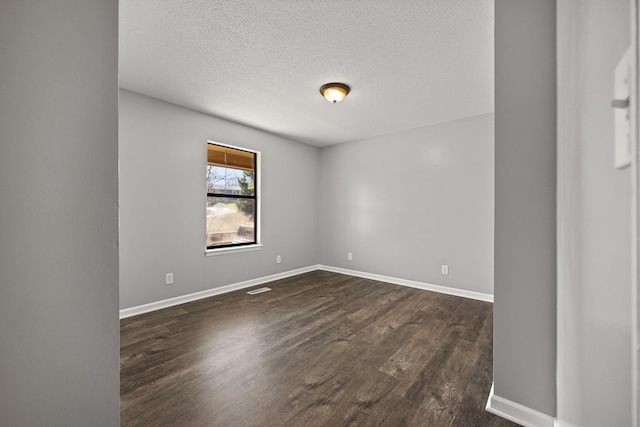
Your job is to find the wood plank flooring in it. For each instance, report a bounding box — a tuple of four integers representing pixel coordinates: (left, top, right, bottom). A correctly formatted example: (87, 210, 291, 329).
(120, 271, 518, 426)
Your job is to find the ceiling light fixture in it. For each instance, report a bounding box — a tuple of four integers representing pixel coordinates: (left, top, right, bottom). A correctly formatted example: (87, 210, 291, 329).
(320, 82, 350, 103)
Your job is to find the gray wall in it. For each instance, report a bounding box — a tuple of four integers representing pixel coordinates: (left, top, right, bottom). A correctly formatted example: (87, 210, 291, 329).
(557, 0, 632, 425)
(119, 90, 320, 309)
(319, 114, 495, 295)
(494, 0, 557, 416)
(0, 1, 120, 425)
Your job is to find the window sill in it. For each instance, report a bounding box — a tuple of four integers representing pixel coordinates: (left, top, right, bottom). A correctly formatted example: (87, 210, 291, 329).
(205, 244, 263, 256)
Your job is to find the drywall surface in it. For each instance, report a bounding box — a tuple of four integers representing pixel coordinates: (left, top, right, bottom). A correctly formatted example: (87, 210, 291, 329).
(494, 0, 557, 417)
(319, 113, 494, 295)
(0, 1, 120, 425)
(119, 0, 494, 147)
(557, 0, 632, 425)
(119, 90, 320, 309)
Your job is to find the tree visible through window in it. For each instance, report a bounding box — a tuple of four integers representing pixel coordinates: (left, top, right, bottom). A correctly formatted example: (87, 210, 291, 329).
(206, 143, 258, 249)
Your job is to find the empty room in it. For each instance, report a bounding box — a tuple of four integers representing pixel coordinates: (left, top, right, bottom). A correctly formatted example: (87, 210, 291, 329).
(118, 0, 500, 425)
(2, 1, 638, 426)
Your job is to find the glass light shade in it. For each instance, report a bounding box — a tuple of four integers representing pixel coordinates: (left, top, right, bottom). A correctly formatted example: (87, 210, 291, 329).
(320, 83, 350, 103)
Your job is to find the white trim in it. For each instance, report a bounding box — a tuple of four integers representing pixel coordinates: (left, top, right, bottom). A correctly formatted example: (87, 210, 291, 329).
(629, 0, 640, 427)
(119, 265, 318, 319)
(556, 2, 582, 425)
(486, 383, 556, 427)
(120, 264, 495, 319)
(205, 140, 262, 253)
(632, 3, 640, 425)
(205, 244, 263, 256)
(317, 265, 494, 303)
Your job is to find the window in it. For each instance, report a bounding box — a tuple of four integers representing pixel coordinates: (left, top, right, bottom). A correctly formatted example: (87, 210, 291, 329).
(206, 142, 259, 250)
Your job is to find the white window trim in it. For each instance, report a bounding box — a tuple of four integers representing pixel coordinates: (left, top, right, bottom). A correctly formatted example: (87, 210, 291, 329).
(205, 244, 263, 256)
(205, 140, 261, 254)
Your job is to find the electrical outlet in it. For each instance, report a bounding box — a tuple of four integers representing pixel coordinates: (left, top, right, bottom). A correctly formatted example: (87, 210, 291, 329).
(276, 255, 281, 264)
(348, 252, 353, 261)
(441, 265, 449, 275)
(165, 272, 174, 285)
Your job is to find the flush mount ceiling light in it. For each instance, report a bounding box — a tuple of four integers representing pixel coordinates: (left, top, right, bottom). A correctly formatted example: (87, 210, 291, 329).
(319, 82, 350, 103)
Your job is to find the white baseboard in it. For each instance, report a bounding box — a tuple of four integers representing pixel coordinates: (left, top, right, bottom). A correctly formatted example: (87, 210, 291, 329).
(486, 383, 556, 427)
(317, 265, 494, 303)
(119, 265, 319, 319)
(120, 264, 494, 319)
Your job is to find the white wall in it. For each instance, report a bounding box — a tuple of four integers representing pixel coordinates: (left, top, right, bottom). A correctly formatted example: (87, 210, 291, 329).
(557, 0, 632, 425)
(119, 90, 320, 309)
(0, 1, 119, 425)
(121, 93, 495, 309)
(494, 0, 557, 417)
(319, 113, 495, 295)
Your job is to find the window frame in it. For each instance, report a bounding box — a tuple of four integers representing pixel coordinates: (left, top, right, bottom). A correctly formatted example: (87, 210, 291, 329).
(205, 141, 261, 255)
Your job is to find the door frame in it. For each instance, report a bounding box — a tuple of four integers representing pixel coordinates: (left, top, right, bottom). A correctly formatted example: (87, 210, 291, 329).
(631, 0, 639, 424)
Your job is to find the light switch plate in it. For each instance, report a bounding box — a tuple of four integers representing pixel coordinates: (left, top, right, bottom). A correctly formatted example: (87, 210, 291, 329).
(614, 47, 632, 169)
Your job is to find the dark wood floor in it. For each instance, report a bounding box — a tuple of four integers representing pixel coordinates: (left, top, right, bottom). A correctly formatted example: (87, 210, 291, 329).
(121, 271, 518, 426)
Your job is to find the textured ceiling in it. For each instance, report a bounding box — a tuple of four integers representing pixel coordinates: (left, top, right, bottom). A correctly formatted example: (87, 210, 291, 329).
(119, 0, 494, 147)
